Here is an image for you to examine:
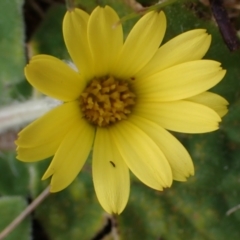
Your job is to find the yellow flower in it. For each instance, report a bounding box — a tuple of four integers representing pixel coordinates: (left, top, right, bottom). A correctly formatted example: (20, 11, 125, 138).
(16, 6, 228, 214)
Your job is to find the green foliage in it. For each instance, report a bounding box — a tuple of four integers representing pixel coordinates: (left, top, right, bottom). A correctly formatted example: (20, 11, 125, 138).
(1, 0, 240, 239)
(32, 5, 69, 60)
(0, 152, 30, 196)
(0, 0, 26, 104)
(0, 196, 31, 240)
(36, 170, 104, 239)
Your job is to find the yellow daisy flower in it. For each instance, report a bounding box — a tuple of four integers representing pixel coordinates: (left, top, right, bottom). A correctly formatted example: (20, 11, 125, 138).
(16, 6, 228, 214)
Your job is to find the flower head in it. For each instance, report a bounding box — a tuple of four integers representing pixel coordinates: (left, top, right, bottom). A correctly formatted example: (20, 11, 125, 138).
(16, 6, 227, 214)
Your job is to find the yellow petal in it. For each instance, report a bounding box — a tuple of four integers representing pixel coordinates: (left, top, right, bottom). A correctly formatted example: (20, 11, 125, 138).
(16, 101, 81, 148)
(88, 6, 123, 77)
(111, 120, 172, 190)
(42, 119, 95, 192)
(63, 8, 93, 80)
(25, 55, 85, 101)
(186, 91, 228, 117)
(134, 60, 226, 101)
(17, 140, 59, 162)
(129, 115, 194, 181)
(112, 11, 166, 79)
(134, 100, 221, 133)
(93, 127, 130, 214)
(137, 29, 211, 78)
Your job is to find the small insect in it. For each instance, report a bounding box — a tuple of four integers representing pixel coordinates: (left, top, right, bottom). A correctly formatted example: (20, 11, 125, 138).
(109, 161, 116, 168)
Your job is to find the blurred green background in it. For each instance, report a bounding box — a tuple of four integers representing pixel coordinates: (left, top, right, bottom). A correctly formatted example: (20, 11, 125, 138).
(1, 0, 240, 239)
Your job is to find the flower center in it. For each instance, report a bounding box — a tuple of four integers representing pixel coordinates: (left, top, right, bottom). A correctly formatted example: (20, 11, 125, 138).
(80, 76, 136, 127)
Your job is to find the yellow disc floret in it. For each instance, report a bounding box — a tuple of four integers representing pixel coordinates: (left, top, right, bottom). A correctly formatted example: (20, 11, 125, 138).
(80, 76, 136, 127)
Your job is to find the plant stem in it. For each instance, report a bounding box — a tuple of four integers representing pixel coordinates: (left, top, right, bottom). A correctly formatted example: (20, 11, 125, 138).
(117, 0, 179, 26)
(0, 97, 60, 134)
(0, 186, 50, 239)
(226, 203, 240, 216)
(65, 0, 75, 11)
(147, 0, 179, 11)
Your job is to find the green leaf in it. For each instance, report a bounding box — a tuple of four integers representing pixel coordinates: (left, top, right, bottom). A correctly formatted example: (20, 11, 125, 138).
(0, 196, 31, 240)
(0, 152, 30, 195)
(35, 169, 104, 239)
(32, 4, 68, 59)
(222, 100, 240, 144)
(0, 0, 26, 104)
